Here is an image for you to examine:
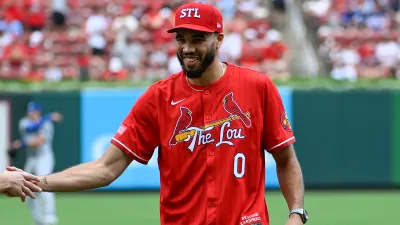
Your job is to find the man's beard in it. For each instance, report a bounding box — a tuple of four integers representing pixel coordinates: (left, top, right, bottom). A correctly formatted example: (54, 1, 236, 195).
(177, 44, 216, 79)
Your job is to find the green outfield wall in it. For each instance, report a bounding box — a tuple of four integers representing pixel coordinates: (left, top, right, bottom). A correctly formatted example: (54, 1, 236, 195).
(392, 92, 400, 186)
(293, 90, 393, 188)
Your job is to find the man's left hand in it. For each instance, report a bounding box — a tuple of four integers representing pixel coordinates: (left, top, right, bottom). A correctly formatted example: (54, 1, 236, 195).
(10, 140, 21, 150)
(285, 214, 304, 225)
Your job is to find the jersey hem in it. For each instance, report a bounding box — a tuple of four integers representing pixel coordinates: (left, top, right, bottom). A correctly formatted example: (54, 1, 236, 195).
(111, 138, 149, 165)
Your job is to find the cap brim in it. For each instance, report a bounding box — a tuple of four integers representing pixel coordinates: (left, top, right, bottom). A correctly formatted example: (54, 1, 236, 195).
(167, 24, 215, 33)
(27, 109, 40, 114)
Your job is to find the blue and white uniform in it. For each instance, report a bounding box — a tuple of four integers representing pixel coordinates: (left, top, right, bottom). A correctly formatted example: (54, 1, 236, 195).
(19, 102, 58, 225)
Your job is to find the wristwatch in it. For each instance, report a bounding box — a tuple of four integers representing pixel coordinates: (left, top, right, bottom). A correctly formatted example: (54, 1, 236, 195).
(289, 208, 308, 224)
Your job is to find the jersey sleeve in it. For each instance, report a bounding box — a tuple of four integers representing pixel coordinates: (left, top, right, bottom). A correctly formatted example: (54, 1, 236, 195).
(39, 121, 54, 143)
(111, 86, 160, 165)
(263, 76, 295, 153)
(18, 119, 29, 142)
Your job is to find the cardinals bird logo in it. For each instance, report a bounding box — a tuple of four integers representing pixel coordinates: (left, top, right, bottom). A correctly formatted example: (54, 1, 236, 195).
(222, 92, 251, 128)
(280, 111, 292, 132)
(169, 106, 193, 145)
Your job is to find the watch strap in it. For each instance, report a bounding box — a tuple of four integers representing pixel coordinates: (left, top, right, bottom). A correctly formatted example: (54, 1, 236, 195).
(289, 208, 308, 224)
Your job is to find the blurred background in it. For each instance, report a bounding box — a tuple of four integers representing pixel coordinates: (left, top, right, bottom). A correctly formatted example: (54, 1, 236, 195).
(0, 0, 399, 224)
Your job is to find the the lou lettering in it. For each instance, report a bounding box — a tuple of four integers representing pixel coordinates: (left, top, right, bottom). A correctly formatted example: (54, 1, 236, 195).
(216, 122, 245, 147)
(184, 121, 246, 152)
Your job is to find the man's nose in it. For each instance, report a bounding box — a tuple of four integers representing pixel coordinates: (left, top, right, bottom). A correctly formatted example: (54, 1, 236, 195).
(182, 43, 195, 54)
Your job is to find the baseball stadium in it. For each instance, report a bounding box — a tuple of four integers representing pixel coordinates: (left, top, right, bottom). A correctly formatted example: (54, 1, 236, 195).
(1, 0, 400, 225)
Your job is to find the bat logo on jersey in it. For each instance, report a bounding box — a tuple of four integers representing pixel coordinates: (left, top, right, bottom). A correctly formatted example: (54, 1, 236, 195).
(280, 111, 292, 132)
(169, 92, 251, 152)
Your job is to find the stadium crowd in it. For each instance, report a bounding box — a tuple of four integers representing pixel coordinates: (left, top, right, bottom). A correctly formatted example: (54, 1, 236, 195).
(304, 0, 400, 81)
(0, 0, 290, 83)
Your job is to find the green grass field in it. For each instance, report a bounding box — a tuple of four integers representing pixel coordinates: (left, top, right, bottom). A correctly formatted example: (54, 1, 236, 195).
(1, 190, 399, 225)
(3, 77, 400, 92)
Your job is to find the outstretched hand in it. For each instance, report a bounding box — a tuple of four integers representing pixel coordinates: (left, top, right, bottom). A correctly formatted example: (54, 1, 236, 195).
(1, 167, 42, 202)
(50, 112, 63, 123)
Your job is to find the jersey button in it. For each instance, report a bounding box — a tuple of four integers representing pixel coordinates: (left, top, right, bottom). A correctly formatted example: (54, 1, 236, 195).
(209, 176, 215, 181)
(206, 116, 211, 120)
(209, 151, 215, 156)
(204, 90, 210, 95)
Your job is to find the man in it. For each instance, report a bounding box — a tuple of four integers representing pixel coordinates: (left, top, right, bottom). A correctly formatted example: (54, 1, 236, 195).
(7, 3, 307, 225)
(0, 169, 42, 202)
(9, 101, 62, 225)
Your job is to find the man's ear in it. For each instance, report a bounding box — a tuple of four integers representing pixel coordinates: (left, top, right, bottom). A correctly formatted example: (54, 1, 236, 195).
(216, 33, 224, 49)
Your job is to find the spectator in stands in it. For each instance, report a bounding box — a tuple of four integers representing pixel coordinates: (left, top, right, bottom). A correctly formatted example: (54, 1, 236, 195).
(88, 55, 107, 80)
(139, 2, 165, 31)
(364, 5, 390, 31)
(27, 31, 44, 56)
(216, 0, 237, 19)
(263, 29, 291, 81)
(25, 3, 46, 31)
(149, 44, 169, 70)
(1, 38, 31, 78)
(237, 0, 260, 15)
(1, 4, 24, 37)
(111, 7, 139, 57)
(0, 29, 14, 58)
(51, 0, 68, 28)
(2, 1, 24, 23)
(85, 6, 108, 56)
(358, 40, 377, 67)
(168, 53, 181, 75)
(111, 6, 138, 36)
(63, 63, 79, 80)
(375, 34, 400, 77)
(44, 60, 63, 82)
(101, 56, 128, 81)
(330, 43, 360, 81)
(146, 42, 169, 81)
(357, 39, 387, 79)
(25, 64, 44, 82)
(220, 24, 243, 64)
(115, 36, 145, 73)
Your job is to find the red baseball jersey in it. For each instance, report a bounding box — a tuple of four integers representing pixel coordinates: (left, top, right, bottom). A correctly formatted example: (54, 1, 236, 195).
(111, 62, 295, 225)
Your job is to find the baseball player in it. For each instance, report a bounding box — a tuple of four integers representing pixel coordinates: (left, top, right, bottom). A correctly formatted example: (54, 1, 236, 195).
(6, 3, 307, 225)
(9, 101, 62, 225)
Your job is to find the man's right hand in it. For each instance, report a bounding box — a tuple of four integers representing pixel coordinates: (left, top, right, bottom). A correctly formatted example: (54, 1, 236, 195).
(50, 112, 63, 123)
(1, 168, 42, 202)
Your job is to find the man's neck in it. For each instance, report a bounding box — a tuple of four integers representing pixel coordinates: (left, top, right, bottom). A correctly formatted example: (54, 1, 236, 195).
(187, 60, 226, 86)
(28, 117, 41, 122)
